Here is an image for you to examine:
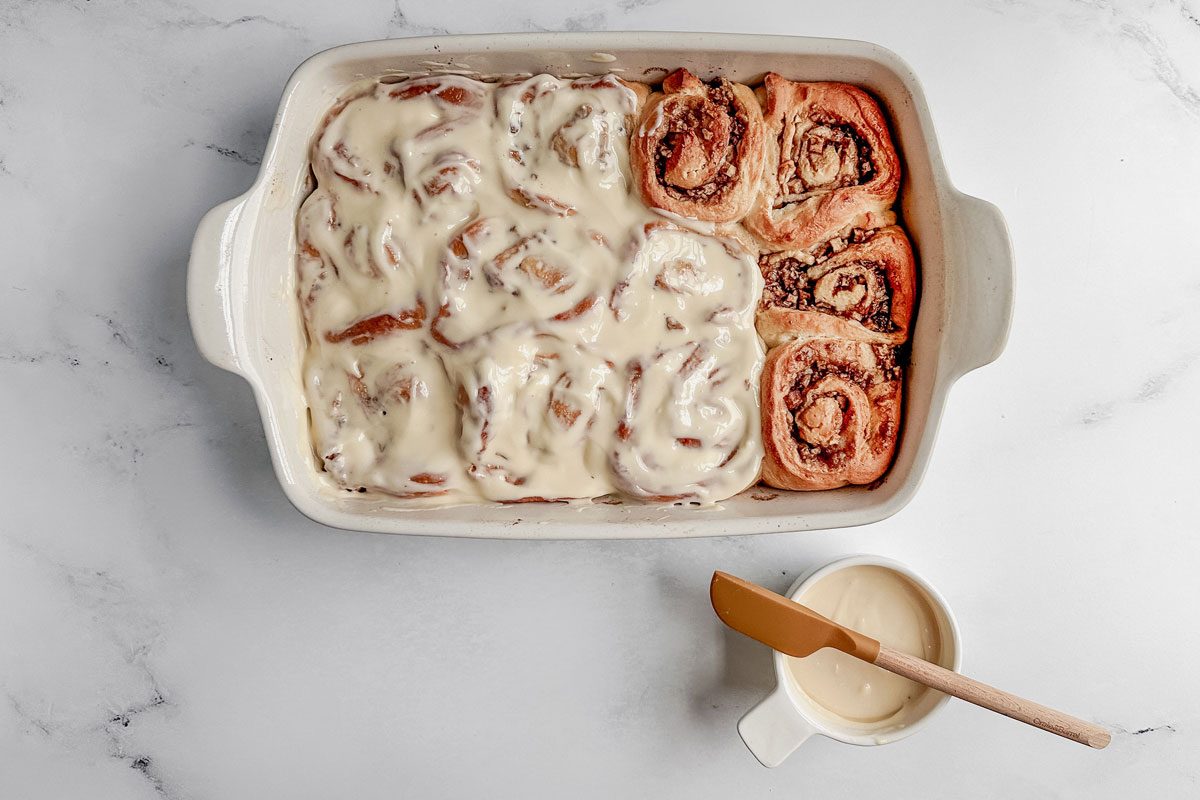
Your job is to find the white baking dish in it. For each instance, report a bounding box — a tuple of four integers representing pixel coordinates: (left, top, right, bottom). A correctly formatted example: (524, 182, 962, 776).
(187, 32, 1013, 538)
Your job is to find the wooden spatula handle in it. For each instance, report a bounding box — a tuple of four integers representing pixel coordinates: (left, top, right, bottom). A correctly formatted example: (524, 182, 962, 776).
(873, 646, 1110, 748)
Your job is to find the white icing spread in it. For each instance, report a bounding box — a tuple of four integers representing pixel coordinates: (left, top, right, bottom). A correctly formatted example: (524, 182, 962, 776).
(297, 74, 764, 505)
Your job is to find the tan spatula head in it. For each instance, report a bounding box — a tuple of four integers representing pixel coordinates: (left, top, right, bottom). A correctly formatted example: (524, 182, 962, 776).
(710, 570, 880, 662)
(710, 571, 1110, 749)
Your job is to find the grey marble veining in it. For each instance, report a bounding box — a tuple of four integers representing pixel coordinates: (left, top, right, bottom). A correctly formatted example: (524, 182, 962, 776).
(2, 0, 1198, 797)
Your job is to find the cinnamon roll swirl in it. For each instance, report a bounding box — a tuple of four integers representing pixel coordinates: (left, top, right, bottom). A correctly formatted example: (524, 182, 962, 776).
(745, 75, 901, 250)
(757, 225, 916, 347)
(630, 69, 766, 223)
(760, 338, 902, 491)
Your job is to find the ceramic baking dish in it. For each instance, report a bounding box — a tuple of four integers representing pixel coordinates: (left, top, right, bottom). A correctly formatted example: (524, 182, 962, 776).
(188, 32, 1013, 538)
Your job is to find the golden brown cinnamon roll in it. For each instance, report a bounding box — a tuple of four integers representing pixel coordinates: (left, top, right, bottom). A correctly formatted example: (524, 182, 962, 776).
(761, 337, 902, 491)
(630, 69, 766, 223)
(745, 75, 900, 250)
(757, 225, 916, 347)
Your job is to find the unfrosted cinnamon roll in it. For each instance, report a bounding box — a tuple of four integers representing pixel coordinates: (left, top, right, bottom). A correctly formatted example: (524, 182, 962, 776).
(760, 337, 902, 491)
(745, 75, 900, 250)
(757, 225, 916, 347)
(630, 69, 766, 223)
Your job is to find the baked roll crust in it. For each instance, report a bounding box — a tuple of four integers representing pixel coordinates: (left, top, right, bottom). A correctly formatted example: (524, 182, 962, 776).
(760, 337, 902, 491)
(756, 225, 916, 347)
(630, 69, 766, 223)
(745, 75, 900, 250)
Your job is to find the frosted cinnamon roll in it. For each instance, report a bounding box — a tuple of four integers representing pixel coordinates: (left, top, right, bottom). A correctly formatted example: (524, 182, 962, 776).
(311, 75, 485, 199)
(430, 216, 610, 349)
(610, 341, 762, 503)
(296, 187, 435, 354)
(450, 330, 615, 502)
(494, 75, 649, 219)
(609, 221, 761, 341)
(761, 338, 902, 491)
(745, 75, 901, 250)
(757, 225, 916, 347)
(630, 69, 765, 223)
(305, 343, 465, 499)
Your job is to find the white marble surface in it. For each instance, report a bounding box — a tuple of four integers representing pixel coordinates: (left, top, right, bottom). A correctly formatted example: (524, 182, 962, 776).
(2, 1, 1198, 796)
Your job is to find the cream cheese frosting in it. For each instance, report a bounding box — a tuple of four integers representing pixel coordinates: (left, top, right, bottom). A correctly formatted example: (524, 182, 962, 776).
(297, 74, 764, 504)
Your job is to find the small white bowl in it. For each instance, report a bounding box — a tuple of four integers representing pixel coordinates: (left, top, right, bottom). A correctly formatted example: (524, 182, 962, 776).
(738, 555, 962, 767)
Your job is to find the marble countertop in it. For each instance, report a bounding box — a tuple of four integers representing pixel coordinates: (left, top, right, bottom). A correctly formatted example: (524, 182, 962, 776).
(2, 1, 1198, 797)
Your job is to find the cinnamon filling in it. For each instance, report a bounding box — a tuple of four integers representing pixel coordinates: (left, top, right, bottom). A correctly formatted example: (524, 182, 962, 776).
(776, 112, 876, 207)
(654, 80, 748, 201)
(782, 350, 897, 465)
(761, 251, 895, 332)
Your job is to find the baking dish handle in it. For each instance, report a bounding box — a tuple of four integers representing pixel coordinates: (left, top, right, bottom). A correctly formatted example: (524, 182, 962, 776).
(946, 192, 1015, 377)
(188, 195, 247, 374)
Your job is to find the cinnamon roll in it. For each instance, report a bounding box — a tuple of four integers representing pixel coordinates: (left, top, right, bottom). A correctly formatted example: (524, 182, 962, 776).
(745, 75, 901, 250)
(760, 337, 902, 491)
(609, 221, 761, 341)
(494, 75, 649, 219)
(305, 343, 465, 499)
(609, 341, 762, 503)
(630, 69, 766, 223)
(757, 225, 916, 347)
(297, 188, 433, 351)
(429, 216, 611, 349)
(312, 76, 485, 199)
(449, 329, 615, 502)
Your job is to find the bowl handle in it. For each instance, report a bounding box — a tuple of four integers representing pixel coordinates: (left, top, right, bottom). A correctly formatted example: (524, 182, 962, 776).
(188, 195, 248, 374)
(738, 686, 816, 768)
(945, 192, 1015, 377)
